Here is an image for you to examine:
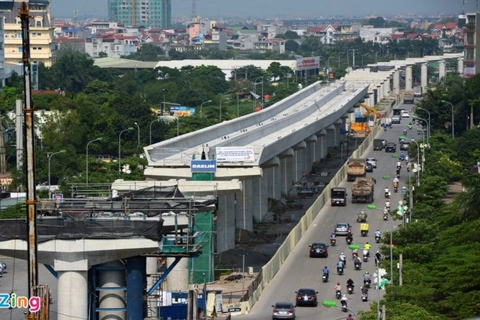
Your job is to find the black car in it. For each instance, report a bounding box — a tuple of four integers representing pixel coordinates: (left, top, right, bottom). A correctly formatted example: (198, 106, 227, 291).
(385, 142, 396, 153)
(295, 288, 318, 307)
(309, 243, 329, 258)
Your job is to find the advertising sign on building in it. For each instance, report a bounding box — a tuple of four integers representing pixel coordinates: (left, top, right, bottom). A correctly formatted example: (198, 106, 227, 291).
(170, 106, 196, 117)
(190, 160, 217, 173)
(216, 146, 255, 163)
(296, 56, 320, 71)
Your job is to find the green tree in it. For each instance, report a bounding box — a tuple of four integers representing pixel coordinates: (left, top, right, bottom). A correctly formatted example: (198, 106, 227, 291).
(123, 43, 165, 61)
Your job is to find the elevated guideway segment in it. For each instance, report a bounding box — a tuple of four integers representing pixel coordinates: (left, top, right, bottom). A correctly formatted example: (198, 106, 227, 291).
(142, 81, 369, 253)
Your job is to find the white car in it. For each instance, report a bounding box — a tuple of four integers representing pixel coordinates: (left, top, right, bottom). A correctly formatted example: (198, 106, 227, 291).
(366, 157, 377, 168)
(401, 112, 410, 118)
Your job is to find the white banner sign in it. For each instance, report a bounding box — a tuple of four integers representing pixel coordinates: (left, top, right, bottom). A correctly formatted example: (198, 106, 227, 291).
(296, 56, 320, 71)
(216, 146, 255, 163)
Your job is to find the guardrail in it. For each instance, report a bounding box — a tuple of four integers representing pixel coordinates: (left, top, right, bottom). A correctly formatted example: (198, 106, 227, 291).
(237, 96, 398, 314)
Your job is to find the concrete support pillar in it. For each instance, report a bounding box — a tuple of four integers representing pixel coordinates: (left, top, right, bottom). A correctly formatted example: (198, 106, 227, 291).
(126, 256, 146, 320)
(405, 66, 413, 91)
(236, 179, 253, 231)
(166, 257, 188, 291)
(421, 63, 428, 89)
(439, 59, 446, 80)
(334, 120, 342, 146)
(383, 78, 390, 97)
(216, 193, 235, 252)
(293, 141, 306, 183)
(305, 135, 317, 171)
(377, 84, 383, 101)
(57, 271, 88, 320)
(315, 130, 326, 160)
(326, 125, 335, 148)
(458, 58, 464, 75)
(252, 173, 269, 222)
(272, 166, 281, 200)
(368, 92, 375, 106)
(282, 155, 293, 196)
(393, 70, 400, 95)
(98, 261, 126, 320)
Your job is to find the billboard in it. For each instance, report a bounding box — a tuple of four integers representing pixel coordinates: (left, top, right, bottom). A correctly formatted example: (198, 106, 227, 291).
(216, 146, 255, 163)
(191, 160, 217, 173)
(296, 56, 320, 71)
(170, 106, 196, 117)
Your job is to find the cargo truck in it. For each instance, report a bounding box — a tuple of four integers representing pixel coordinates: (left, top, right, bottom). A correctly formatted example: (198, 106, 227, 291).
(373, 139, 385, 151)
(347, 158, 366, 182)
(404, 92, 414, 104)
(351, 177, 375, 203)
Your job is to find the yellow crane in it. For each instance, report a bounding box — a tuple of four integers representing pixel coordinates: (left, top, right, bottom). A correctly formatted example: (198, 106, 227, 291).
(360, 103, 378, 118)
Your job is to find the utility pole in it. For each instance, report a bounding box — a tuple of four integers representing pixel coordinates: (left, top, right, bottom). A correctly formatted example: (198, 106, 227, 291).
(398, 253, 403, 286)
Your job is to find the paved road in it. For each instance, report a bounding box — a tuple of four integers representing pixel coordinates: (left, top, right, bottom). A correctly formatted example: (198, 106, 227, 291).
(0, 256, 58, 320)
(237, 104, 418, 319)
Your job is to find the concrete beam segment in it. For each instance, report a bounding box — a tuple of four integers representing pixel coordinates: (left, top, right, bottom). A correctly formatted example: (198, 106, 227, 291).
(292, 141, 307, 150)
(113, 179, 243, 195)
(98, 261, 126, 320)
(0, 239, 161, 266)
(405, 66, 413, 91)
(144, 167, 262, 180)
(421, 63, 428, 89)
(58, 271, 88, 320)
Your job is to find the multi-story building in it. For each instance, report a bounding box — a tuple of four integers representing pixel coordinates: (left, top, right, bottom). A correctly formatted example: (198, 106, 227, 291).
(85, 34, 139, 58)
(463, 12, 480, 77)
(108, 0, 171, 29)
(2, 0, 55, 67)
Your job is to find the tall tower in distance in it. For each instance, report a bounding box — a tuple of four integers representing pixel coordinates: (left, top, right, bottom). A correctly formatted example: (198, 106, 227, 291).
(108, 0, 171, 29)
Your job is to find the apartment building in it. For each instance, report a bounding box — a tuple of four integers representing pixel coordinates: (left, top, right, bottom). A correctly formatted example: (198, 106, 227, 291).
(108, 0, 171, 29)
(2, 0, 55, 67)
(463, 12, 480, 77)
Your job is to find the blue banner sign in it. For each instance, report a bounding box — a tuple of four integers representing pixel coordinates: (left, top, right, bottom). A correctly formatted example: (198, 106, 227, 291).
(191, 160, 217, 173)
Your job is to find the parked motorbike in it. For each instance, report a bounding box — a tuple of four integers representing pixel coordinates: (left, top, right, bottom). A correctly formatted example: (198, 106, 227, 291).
(336, 290, 342, 299)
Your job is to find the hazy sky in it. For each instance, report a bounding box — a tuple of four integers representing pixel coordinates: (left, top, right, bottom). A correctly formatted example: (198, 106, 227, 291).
(51, 0, 471, 19)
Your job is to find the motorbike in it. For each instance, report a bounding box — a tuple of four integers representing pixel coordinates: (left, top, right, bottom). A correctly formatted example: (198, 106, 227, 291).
(336, 290, 342, 300)
(361, 292, 368, 302)
(341, 300, 348, 312)
(337, 267, 344, 275)
(340, 257, 346, 268)
(330, 238, 336, 246)
(322, 274, 329, 283)
(354, 261, 361, 270)
(363, 253, 368, 262)
(347, 285, 354, 294)
(346, 237, 353, 245)
(364, 279, 371, 289)
(394, 185, 398, 193)
(375, 235, 381, 243)
(385, 191, 390, 198)
(383, 213, 389, 221)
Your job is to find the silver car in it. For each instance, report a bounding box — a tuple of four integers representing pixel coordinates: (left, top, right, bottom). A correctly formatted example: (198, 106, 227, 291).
(366, 157, 377, 168)
(334, 222, 351, 236)
(272, 302, 296, 319)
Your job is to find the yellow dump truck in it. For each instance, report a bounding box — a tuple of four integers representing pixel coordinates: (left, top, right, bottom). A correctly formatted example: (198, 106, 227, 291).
(351, 177, 375, 203)
(347, 158, 366, 182)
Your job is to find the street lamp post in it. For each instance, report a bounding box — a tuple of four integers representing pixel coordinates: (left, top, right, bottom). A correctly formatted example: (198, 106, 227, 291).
(254, 76, 264, 109)
(415, 117, 430, 146)
(199, 100, 212, 118)
(416, 107, 431, 143)
(48, 149, 66, 199)
(118, 127, 134, 175)
(149, 118, 160, 145)
(219, 95, 229, 122)
(86, 137, 103, 185)
(441, 100, 455, 138)
(134, 122, 140, 145)
(322, 300, 358, 319)
(410, 140, 421, 186)
(162, 88, 166, 115)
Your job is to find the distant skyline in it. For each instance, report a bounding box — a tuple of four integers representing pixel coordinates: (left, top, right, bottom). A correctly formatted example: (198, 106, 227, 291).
(51, 0, 473, 19)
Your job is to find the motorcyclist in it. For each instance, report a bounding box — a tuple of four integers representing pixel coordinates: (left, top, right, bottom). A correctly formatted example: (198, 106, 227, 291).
(347, 314, 354, 320)
(323, 266, 329, 278)
(352, 249, 359, 259)
(339, 253, 346, 267)
(405, 155, 409, 162)
(334, 282, 342, 293)
(346, 278, 355, 290)
(331, 232, 337, 239)
(375, 229, 381, 238)
(363, 272, 371, 284)
(375, 251, 382, 266)
(337, 260, 344, 273)
(406, 162, 412, 171)
(354, 256, 362, 268)
(403, 128, 407, 135)
(384, 187, 390, 198)
(346, 230, 353, 244)
(396, 161, 402, 168)
(340, 294, 348, 308)
(364, 242, 371, 251)
(385, 200, 391, 211)
(361, 286, 369, 294)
